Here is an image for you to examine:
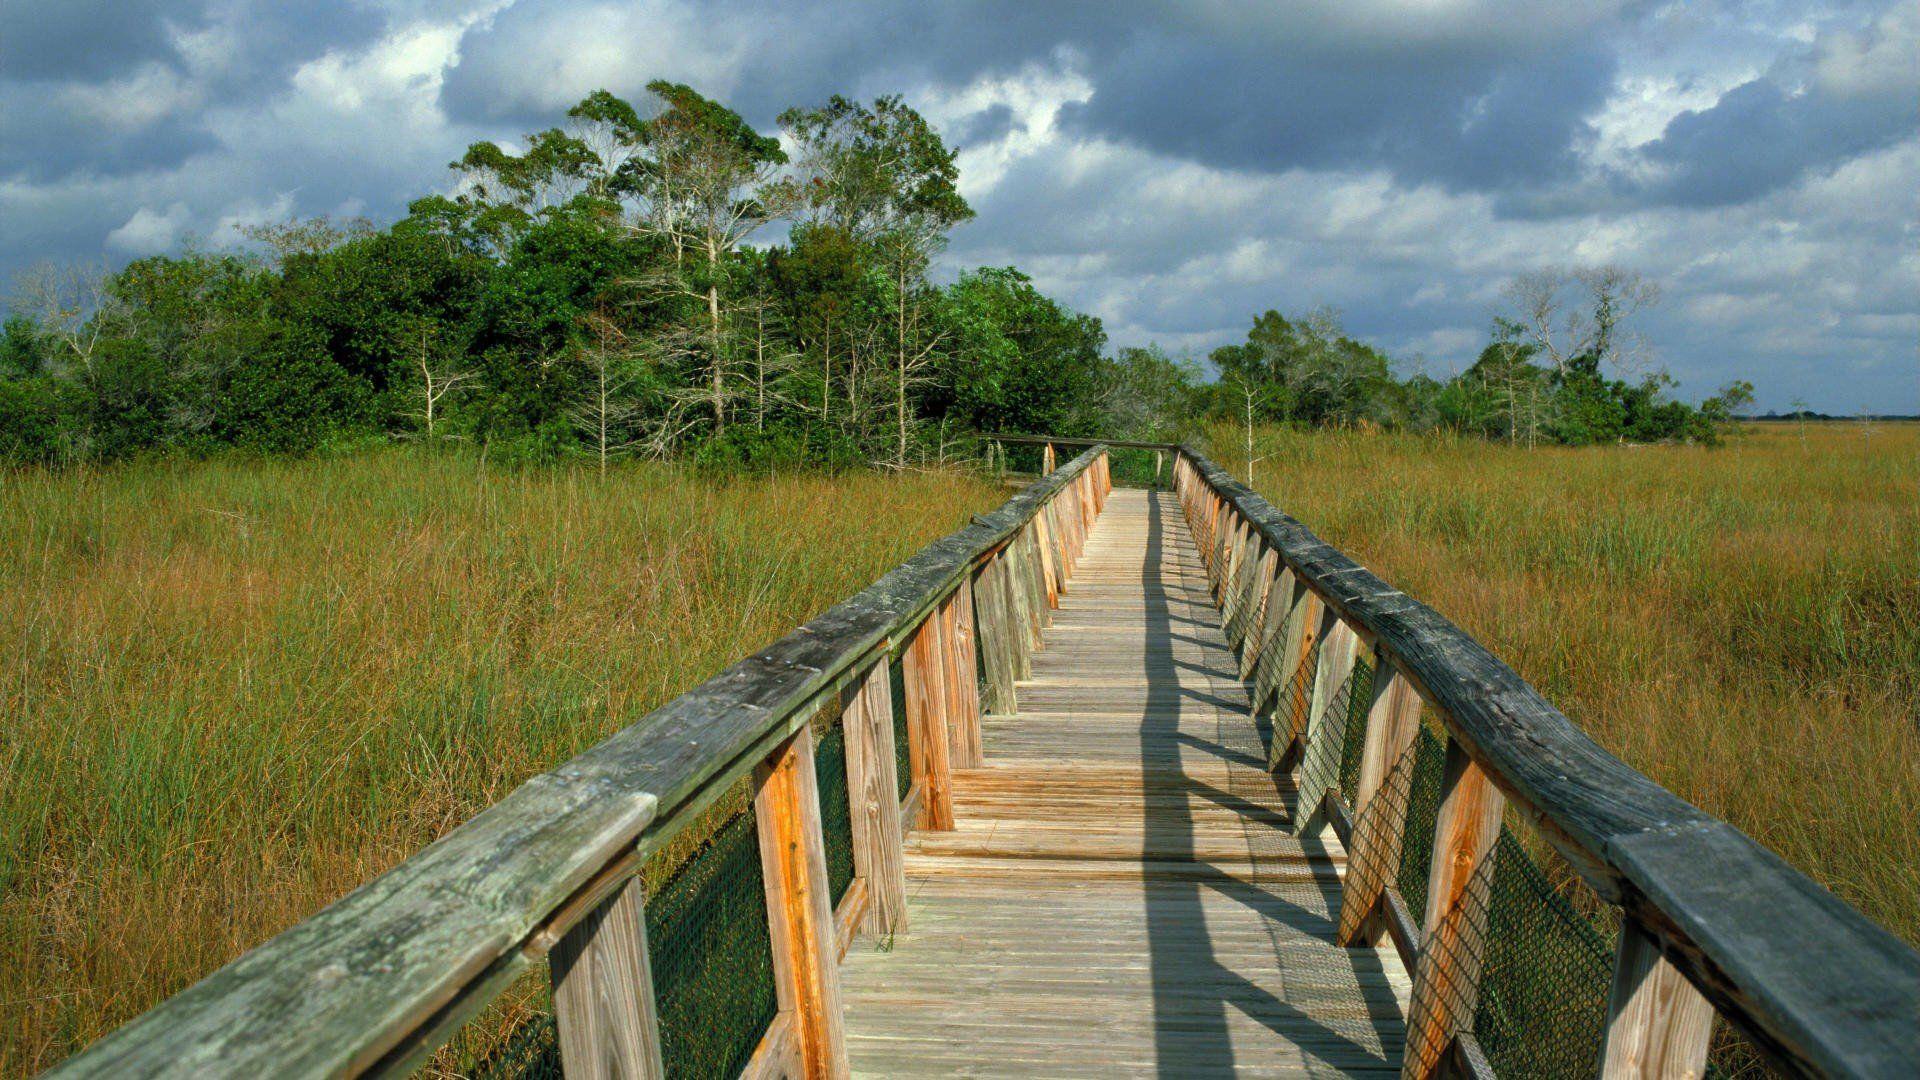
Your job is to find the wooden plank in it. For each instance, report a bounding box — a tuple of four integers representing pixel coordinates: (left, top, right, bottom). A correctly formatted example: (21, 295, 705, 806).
(1336, 660, 1427, 947)
(1268, 580, 1325, 772)
(1238, 547, 1279, 679)
(902, 609, 954, 832)
(1033, 505, 1060, 609)
(1297, 615, 1361, 799)
(550, 878, 664, 1080)
(971, 558, 1016, 715)
(1599, 922, 1714, 1079)
(841, 660, 907, 937)
(940, 590, 984, 770)
(1402, 738, 1504, 1080)
(754, 730, 850, 1080)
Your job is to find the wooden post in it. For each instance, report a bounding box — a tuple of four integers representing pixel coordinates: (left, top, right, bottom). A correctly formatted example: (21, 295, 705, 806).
(1267, 583, 1326, 772)
(550, 879, 665, 1080)
(971, 558, 1017, 715)
(1239, 549, 1280, 680)
(754, 730, 850, 1080)
(902, 611, 954, 831)
(1403, 739, 1505, 1080)
(1249, 566, 1299, 710)
(1033, 509, 1060, 609)
(1299, 616, 1361, 783)
(841, 660, 908, 937)
(1018, 525, 1046, 643)
(941, 588, 984, 769)
(1598, 924, 1715, 1079)
(1154, 449, 1163, 487)
(1043, 442, 1056, 475)
(997, 546, 1033, 681)
(1335, 660, 1425, 946)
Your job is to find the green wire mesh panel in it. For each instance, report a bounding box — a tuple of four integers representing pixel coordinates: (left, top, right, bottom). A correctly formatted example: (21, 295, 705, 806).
(814, 718, 855, 907)
(1470, 829, 1617, 1077)
(646, 804, 779, 1078)
(1337, 657, 1375, 804)
(1395, 727, 1449, 919)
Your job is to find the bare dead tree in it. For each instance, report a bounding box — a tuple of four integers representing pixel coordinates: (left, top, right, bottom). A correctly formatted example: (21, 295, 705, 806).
(568, 310, 648, 474)
(10, 260, 119, 379)
(411, 323, 475, 439)
(1503, 266, 1661, 379)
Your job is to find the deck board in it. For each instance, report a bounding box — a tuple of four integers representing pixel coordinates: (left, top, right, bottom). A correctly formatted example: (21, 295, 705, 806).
(840, 489, 1410, 1077)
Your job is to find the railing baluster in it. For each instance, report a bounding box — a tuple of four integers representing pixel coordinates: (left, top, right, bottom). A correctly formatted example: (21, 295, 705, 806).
(1249, 565, 1299, 715)
(1034, 507, 1060, 609)
(971, 557, 1017, 715)
(1599, 923, 1715, 1079)
(550, 878, 665, 1080)
(903, 607, 955, 831)
(1267, 584, 1326, 772)
(841, 659, 908, 937)
(1238, 547, 1279, 680)
(1295, 618, 1361, 830)
(1403, 737, 1505, 1080)
(1335, 658, 1425, 947)
(941, 589, 984, 770)
(754, 730, 850, 1080)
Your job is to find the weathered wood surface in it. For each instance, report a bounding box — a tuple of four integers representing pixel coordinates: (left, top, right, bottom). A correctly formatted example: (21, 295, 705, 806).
(550, 879, 664, 1080)
(841, 661, 907, 936)
(1174, 449, 1920, 1078)
(1599, 922, 1715, 1079)
(1402, 740, 1504, 1080)
(841, 490, 1410, 1076)
(755, 730, 850, 1079)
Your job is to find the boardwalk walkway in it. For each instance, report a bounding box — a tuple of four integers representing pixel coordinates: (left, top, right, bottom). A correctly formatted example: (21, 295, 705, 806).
(841, 488, 1411, 1077)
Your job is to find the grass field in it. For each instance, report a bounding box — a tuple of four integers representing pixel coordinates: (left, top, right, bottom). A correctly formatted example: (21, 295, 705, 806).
(0, 452, 1001, 1074)
(1213, 420, 1920, 949)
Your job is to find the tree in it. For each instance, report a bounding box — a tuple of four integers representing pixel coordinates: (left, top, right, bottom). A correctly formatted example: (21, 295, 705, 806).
(781, 95, 973, 465)
(1503, 266, 1660, 380)
(629, 81, 792, 436)
(407, 317, 474, 439)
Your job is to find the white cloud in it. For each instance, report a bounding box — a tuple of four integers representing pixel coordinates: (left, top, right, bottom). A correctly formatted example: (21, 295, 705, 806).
(106, 203, 193, 253)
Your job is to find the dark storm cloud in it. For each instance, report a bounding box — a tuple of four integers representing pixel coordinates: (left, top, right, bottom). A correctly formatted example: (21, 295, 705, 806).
(1638, 77, 1916, 206)
(0, 0, 181, 81)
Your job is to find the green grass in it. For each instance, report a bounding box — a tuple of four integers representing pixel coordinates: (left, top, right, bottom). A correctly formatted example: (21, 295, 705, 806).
(1213, 420, 1920, 949)
(0, 450, 1001, 1073)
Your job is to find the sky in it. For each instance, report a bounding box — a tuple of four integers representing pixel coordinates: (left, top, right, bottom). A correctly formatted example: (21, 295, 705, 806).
(2, 0, 1916, 413)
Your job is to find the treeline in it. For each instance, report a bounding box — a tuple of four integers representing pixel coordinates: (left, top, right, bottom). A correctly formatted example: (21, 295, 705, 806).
(1198, 268, 1754, 446)
(0, 83, 1747, 468)
(0, 85, 1139, 469)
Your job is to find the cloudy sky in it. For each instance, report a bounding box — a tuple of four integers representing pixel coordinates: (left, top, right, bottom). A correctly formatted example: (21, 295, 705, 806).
(3, 1, 1916, 412)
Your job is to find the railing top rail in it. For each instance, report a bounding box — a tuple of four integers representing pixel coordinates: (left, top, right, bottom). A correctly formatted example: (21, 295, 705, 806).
(983, 433, 1180, 451)
(1171, 443, 1919, 1078)
(54, 445, 1111, 1080)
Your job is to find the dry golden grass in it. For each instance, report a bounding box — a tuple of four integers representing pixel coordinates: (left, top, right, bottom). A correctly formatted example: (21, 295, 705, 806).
(0, 451, 1001, 1074)
(1213, 420, 1920, 947)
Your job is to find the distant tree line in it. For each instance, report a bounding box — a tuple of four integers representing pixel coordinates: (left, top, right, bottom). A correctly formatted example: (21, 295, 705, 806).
(1198, 268, 1755, 446)
(0, 84, 1750, 468)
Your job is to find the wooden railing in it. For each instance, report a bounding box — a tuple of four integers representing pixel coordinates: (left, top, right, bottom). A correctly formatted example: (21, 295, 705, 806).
(1163, 443, 1920, 1079)
(51, 447, 1115, 1079)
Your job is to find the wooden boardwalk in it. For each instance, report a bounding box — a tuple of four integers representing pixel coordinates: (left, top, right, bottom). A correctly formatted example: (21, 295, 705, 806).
(842, 489, 1411, 1077)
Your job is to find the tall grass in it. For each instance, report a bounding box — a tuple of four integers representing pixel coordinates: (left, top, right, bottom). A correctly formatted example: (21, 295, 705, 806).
(0, 451, 1001, 1073)
(1214, 421, 1920, 947)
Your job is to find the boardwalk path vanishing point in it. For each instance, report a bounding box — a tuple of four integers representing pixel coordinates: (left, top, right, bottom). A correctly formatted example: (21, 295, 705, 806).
(841, 489, 1410, 1076)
